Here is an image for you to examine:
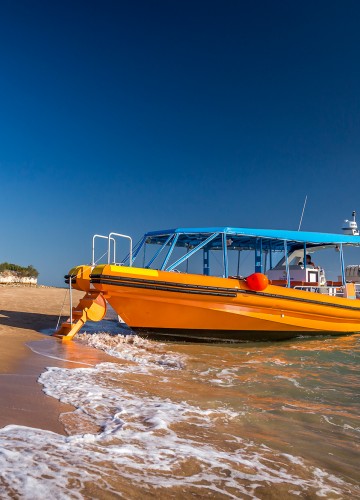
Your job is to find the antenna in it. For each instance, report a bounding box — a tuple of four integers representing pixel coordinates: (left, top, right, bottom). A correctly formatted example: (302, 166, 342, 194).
(298, 195, 308, 231)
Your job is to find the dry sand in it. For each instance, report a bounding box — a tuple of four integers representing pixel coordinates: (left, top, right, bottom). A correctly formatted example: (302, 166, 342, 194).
(0, 286, 112, 434)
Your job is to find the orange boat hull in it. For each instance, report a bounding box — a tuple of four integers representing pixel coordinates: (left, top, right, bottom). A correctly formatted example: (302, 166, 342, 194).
(69, 264, 360, 341)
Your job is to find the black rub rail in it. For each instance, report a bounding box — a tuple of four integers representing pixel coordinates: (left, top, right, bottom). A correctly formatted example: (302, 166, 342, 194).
(64, 274, 77, 285)
(90, 276, 237, 297)
(89, 273, 360, 311)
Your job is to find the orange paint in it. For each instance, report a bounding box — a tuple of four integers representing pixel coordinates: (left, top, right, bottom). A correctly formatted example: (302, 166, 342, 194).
(55, 264, 360, 341)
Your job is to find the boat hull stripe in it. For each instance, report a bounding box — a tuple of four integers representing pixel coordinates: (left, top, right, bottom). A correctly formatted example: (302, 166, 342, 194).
(89, 274, 360, 311)
(90, 277, 237, 297)
(91, 274, 240, 292)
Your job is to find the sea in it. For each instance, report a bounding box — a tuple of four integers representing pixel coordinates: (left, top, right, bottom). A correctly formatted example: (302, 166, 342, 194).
(0, 315, 359, 499)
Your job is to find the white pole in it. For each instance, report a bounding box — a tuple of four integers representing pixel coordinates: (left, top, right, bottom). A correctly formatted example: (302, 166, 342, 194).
(69, 275, 73, 324)
(298, 195, 308, 231)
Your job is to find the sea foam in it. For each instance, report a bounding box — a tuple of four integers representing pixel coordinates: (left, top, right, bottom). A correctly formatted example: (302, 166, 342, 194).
(77, 332, 186, 369)
(1, 333, 358, 498)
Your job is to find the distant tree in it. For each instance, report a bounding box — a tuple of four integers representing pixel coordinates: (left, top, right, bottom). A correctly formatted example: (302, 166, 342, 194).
(24, 265, 39, 278)
(0, 262, 39, 278)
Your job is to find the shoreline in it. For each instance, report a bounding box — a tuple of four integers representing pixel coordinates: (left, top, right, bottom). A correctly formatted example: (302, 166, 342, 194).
(0, 286, 113, 434)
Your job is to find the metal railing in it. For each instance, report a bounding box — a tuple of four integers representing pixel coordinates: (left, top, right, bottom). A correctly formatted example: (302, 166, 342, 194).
(107, 232, 132, 266)
(91, 232, 133, 267)
(293, 285, 344, 297)
(294, 283, 360, 299)
(92, 234, 115, 266)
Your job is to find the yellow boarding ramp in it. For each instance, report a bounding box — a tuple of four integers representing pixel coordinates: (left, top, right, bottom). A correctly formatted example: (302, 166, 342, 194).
(53, 290, 107, 341)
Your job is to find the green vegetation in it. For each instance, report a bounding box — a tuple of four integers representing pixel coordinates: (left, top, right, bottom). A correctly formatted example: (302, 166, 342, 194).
(0, 262, 39, 278)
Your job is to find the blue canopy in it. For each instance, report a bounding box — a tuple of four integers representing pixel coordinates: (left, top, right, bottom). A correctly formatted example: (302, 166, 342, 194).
(144, 227, 360, 251)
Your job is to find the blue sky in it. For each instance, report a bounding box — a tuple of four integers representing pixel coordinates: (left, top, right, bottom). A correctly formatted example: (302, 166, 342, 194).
(1, 1, 360, 285)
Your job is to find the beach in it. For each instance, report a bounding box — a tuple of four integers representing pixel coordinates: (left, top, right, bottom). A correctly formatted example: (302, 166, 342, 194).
(0, 286, 112, 432)
(0, 286, 359, 499)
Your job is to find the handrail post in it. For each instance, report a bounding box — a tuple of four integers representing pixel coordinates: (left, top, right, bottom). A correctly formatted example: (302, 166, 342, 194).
(92, 235, 96, 265)
(222, 232, 228, 278)
(69, 275, 73, 324)
(108, 233, 133, 266)
(340, 243, 346, 286)
(284, 240, 290, 287)
(92, 234, 116, 265)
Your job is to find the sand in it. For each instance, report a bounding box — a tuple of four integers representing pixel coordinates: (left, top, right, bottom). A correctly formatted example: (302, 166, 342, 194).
(0, 286, 112, 434)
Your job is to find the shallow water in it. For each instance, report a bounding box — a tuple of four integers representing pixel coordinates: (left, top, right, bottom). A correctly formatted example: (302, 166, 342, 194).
(0, 322, 359, 499)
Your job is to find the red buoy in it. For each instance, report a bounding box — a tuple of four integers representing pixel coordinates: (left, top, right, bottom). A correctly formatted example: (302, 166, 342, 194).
(246, 273, 269, 291)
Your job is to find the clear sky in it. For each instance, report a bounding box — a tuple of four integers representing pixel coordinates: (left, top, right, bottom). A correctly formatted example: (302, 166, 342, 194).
(1, 1, 360, 286)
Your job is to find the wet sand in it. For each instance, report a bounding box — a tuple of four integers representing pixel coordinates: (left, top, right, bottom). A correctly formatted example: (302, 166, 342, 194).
(0, 286, 111, 434)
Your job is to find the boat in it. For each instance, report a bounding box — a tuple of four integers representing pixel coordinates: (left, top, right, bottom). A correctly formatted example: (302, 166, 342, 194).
(54, 213, 360, 342)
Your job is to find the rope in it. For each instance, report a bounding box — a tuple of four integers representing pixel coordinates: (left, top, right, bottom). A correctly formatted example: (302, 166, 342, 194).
(92, 250, 108, 266)
(56, 288, 68, 330)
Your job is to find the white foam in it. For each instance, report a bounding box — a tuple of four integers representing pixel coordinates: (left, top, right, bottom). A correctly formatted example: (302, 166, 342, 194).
(201, 367, 238, 387)
(275, 375, 302, 388)
(0, 360, 356, 499)
(77, 332, 186, 370)
(1, 336, 358, 498)
(270, 358, 292, 366)
(321, 416, 360, 434)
